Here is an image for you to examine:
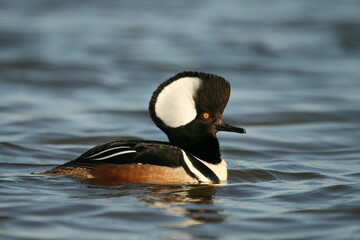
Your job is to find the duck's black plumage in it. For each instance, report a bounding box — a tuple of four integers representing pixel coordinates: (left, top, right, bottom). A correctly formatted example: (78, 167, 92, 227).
(73, 140, 180, 167)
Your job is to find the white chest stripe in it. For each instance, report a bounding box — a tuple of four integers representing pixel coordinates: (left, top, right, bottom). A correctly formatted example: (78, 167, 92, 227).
(197, 157, 228, 182)
(181, 150, 211, 182)
(181, 150, 228, 182)
(86, 146, 132, 159)
(91, 150, 136, 161)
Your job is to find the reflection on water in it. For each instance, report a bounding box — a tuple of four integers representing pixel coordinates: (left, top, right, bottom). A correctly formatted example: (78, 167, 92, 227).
(74, 182, 221, 228)
(1, 0, 360, 239)
(137, 185, 222, 227)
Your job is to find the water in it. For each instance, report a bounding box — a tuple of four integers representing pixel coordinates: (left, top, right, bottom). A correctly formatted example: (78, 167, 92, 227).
(1, 0, 360, 239)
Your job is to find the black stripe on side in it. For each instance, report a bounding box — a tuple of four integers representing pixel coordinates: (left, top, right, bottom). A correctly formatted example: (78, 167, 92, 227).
(179, 157, 201, 182)
(184, 152, 220, 184)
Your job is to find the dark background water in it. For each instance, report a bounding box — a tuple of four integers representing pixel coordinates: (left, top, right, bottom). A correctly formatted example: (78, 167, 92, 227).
(1, 0, 360, 239)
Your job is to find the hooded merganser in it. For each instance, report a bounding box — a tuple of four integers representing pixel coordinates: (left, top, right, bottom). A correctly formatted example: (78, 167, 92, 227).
(43, 71, 246, 184)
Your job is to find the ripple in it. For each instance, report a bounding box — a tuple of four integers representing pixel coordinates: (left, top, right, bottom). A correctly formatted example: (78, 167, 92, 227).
(229, 168, 326, 183)
(0, 0, 359, 239)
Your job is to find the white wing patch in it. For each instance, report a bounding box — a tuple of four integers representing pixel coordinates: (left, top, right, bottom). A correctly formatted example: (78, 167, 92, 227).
(155, 77, 201, 128)
(86, 146, 132, 159)
(85, 146, 136, 161)
(91, 150, 136, 161)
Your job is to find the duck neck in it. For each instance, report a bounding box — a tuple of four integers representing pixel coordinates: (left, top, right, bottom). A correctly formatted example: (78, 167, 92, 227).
(166, 129, 222, 164)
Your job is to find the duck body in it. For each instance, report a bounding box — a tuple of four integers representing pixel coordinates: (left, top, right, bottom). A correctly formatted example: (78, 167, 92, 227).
(45, 140, 227, 184)
(43, 71, 245, 184)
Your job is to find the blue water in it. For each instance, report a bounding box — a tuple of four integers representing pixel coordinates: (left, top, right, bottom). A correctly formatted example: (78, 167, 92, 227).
(1, 0, 360, 239)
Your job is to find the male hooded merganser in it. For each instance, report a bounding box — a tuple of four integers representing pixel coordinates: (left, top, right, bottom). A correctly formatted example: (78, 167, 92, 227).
(44, 71, 246, 184)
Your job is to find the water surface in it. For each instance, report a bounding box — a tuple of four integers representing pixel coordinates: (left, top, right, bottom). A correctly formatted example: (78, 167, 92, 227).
(1, 0, 360, 239)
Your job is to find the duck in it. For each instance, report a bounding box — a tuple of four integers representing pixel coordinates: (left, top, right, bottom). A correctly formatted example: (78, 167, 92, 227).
(43, 71, 246, 184)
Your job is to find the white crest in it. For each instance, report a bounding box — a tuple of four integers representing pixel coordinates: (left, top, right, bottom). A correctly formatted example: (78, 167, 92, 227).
(155, 77, 201, 128)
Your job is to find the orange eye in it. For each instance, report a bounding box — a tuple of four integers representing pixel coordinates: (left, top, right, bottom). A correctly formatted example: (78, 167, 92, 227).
(202, 113, 210, 119)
